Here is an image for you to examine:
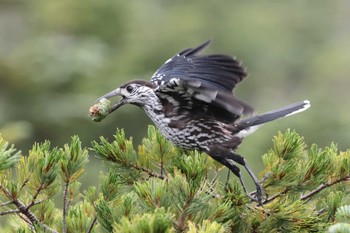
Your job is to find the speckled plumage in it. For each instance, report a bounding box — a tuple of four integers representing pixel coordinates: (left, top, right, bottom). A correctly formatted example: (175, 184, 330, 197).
(95, 40, 310, 204)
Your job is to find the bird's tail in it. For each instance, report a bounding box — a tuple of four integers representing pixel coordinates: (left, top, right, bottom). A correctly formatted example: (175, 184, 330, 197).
(234, 100, 310, 137)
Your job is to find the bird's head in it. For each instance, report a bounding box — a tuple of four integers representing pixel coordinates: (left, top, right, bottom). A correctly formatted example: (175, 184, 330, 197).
(94, 80, 157, 114)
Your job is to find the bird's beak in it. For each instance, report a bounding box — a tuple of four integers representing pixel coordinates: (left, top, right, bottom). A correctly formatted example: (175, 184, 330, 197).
(95, 88, 125, 114)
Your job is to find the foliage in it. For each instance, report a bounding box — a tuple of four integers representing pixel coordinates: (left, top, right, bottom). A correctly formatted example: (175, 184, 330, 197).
(328, 205, 350, 233)
(1, 1, 350, 158)
(0, 136, 21, 171)
(0, 126, 349, 232)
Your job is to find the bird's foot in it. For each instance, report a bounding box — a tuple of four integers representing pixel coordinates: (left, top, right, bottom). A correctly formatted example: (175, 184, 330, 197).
(254, 183, 264, 206)
(247, 183, 265, 206)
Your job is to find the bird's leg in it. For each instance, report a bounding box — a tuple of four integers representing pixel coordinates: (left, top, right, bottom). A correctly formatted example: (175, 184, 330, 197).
(207, 145, 264, 205)
(206, 151, 249, 194)
(225, 151, 264, 206)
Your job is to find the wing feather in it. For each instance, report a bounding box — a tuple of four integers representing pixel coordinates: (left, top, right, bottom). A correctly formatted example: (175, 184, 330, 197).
(151, 41, 253, 123)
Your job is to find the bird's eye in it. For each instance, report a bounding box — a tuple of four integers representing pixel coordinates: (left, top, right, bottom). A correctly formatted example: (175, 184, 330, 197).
(126, 85, 134, 93)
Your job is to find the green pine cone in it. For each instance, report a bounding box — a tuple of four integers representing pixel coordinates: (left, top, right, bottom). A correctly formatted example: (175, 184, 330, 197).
(89, 98, 111, 122)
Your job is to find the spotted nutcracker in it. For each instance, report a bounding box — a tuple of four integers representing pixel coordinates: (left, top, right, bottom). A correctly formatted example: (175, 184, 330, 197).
(90, 40, 310, 204)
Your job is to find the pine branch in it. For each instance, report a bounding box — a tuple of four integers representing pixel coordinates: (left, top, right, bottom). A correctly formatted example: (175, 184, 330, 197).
(0, 184, 58, 233)
(0, 201, 13, 207)
(160, 160, 164, 177)
(62, 180, 69, 233)
(159, 143, 164, 176)
(0, 209, 20, 215)
(317, 208, 326, 216)
(262, 188, 289, 205)
(12, 198, 58, 233)
(175, 200, 191, 232)
(19, 177, 30, 192)
(17, 213, 33, 228)
(300, 175, 350, 201)
(130, 163, 166, 180)
(60, 135, 89, 233)
(257, 175, 350, 205)
(26, 183, 44, 210)
(87, 216, 98, 233)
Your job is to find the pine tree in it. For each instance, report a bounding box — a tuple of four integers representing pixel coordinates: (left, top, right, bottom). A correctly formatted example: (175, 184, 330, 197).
(0, 126, 349, 232)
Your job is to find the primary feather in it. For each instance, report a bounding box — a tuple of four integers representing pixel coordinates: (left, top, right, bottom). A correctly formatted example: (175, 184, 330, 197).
(151, 40, 253, 123)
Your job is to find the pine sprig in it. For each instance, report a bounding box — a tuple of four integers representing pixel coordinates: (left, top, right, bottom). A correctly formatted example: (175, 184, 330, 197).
(113, 207, 174, 233)
(336, 205, 350, 222)
(139, 125, 178, 175)
(61, 136, 89, 233)
(0, 127, 349, 232)
(0, 136, 21, 171)
(328, 205, 350, 233)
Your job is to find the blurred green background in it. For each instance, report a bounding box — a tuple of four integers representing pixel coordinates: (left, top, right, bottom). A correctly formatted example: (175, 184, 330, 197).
(1, 1, 349, 183)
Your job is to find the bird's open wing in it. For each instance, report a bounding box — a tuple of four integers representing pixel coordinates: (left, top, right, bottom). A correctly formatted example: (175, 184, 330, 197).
(150, 40, 254, 122)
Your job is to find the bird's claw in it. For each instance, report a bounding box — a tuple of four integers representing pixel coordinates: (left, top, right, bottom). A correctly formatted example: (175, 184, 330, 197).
(247, 183, 265, 206)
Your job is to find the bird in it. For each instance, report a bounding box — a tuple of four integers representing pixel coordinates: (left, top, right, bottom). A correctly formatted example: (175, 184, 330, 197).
(92, 40, 310, 205)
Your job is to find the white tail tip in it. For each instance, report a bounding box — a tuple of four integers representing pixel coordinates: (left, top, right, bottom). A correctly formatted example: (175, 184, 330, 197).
(285, 100, 311, 117)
